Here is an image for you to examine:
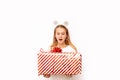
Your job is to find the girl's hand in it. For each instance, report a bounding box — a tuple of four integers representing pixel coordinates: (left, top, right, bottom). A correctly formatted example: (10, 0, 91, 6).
(43, 74, 51, 78)
(65, 74, 73, 77)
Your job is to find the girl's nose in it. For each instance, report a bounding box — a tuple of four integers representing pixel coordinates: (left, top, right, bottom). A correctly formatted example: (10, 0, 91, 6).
(60, 34, 62, 37)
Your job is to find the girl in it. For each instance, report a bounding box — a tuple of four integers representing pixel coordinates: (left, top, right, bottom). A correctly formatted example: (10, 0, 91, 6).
(41, 24, 81, 80)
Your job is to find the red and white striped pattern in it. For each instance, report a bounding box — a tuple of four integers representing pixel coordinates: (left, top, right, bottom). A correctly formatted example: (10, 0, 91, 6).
(37, 52, 82, 76)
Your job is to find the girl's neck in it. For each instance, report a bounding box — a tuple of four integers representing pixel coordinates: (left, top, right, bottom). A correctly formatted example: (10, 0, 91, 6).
(57, 43, 67, 48)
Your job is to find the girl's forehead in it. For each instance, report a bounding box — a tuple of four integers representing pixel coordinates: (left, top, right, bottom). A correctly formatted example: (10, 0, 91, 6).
(56, 27, 66, 32)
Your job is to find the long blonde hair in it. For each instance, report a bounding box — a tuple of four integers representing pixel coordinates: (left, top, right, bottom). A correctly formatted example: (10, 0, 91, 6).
(50, 24, 77, 52)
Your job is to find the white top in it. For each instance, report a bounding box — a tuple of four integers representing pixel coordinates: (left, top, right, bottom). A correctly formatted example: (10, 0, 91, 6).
(38, 46, 81, 80)
(62, 45, 75, 52)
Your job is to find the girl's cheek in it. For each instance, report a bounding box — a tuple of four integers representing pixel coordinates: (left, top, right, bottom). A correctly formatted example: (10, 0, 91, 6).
(63, 35, 67, 39)
(55, 35, 58, 38)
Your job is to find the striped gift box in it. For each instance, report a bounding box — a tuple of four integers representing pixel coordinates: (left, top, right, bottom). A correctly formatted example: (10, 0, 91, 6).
(37, 50, 82, 76)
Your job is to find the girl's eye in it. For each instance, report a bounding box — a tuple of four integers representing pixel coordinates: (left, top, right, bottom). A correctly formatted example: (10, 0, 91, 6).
(62, 33, 65, 35)
(57, 33, 60, 35)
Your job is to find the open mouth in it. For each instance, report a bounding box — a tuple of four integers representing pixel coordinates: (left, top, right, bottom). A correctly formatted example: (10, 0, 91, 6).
(59, 39, 63, 41)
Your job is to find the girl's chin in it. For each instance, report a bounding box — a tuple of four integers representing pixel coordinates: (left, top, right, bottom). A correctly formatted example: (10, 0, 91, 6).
(58, 41, 64, 44)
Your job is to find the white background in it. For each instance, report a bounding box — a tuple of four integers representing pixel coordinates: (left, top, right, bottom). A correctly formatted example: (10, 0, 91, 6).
(0, 0, 120, 80)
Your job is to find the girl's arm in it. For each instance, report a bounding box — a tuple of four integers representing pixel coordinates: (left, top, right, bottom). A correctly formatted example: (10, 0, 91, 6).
(43, 74, 51, 78)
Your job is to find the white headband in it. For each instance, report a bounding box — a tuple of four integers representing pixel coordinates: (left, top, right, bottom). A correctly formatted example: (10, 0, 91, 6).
(53, 20, 69, 26)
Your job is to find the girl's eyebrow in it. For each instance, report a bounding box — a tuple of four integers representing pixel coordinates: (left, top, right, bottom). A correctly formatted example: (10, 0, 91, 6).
(56, 31, 65, 33)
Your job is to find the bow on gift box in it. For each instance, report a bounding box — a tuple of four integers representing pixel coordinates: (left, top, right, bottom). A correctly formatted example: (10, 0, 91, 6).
(51, 47, 62, 53)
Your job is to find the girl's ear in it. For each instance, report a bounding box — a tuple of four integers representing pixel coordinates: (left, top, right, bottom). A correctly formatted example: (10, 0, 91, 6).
(63, 21, 69, 26)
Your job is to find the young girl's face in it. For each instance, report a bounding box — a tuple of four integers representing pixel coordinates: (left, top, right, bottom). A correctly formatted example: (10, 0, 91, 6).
(55, 27, 67, 45)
